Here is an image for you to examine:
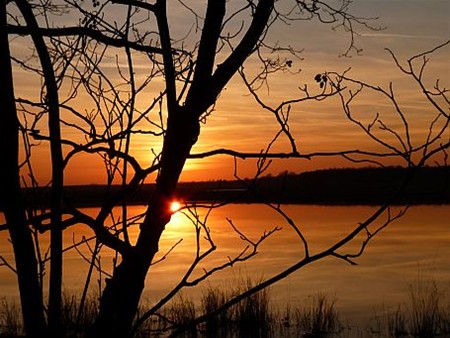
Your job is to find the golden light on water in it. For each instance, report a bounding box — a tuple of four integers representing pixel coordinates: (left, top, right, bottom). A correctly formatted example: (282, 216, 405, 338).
(170, 201, 181, 213)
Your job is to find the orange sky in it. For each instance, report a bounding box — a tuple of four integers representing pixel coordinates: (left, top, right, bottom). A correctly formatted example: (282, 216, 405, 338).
(11, 0, 450, 185)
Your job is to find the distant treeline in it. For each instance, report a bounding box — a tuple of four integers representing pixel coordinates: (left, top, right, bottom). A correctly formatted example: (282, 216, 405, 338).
(2, 166, 450, 210)
(177, 166, 450, 205)
(238, 166, 450, 205)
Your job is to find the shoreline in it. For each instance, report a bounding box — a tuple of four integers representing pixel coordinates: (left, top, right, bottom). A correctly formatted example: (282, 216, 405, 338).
(1, 166, 449, 210)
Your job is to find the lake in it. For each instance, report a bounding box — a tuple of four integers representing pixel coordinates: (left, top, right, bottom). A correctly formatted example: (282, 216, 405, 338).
(1, 204, 449, 329)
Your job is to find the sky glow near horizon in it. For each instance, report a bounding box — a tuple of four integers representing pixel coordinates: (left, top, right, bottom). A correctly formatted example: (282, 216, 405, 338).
(10, 0, 450, 185)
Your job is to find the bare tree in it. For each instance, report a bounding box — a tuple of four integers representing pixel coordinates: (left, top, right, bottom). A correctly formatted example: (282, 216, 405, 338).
(0, 1, 48, 336)
(1, 0, 448, 337)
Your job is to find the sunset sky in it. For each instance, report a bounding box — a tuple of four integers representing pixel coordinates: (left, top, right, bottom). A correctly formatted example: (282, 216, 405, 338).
(11, 0, 450, 185)
(186, 0, 450, 181)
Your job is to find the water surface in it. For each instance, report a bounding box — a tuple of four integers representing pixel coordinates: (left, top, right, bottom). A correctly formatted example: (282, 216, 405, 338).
(1, 204, 449, 327)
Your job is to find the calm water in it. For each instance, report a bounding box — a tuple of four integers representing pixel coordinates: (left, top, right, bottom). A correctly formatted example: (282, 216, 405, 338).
(1, 204, 449, 327)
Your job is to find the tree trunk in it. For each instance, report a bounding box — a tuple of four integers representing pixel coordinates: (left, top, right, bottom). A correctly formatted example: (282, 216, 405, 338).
(14, 1, 65, 334)
(92, 112, 199, 337)
(91, 217, 165, 337)
(0, 2, 47, 336)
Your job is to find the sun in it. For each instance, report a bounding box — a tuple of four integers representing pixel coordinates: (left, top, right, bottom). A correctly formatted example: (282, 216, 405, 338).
(170, 201, 181, 213)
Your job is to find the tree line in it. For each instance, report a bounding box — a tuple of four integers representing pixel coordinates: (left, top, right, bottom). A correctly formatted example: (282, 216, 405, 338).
(3, 166, 449, 209)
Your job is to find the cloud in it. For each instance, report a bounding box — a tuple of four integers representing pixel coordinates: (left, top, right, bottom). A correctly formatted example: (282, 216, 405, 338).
(361, 33, 443, 40)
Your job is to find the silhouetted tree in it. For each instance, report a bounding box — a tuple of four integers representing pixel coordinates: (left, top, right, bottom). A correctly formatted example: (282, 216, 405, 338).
(0, 2, 47, 336)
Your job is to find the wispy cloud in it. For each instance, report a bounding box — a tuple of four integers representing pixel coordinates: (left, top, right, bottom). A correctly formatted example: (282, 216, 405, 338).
(361, 33, 442, 40)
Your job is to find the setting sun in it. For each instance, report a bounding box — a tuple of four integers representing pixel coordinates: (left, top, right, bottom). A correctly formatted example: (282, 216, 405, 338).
(170, 201, 181, 213)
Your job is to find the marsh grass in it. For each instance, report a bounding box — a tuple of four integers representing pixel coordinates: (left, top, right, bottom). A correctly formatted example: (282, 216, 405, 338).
(59, 292, 99, 337)
(1, 278, 449, 337)
(370, 279, 450, 337)
(0, 299, 22, 337)
(228, 278, 275, 337)
(196, 278, 275, 337)
(195, 279, 340, 337)
(409, 280, 441, 337)
(200, 286, 230, 337)
(387, 305, 408, 337)
(133, 278, 274, 338)
(278, 292, 341, 337)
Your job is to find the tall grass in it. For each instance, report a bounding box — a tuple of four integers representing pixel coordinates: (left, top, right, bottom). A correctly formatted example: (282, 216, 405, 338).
(200, 286, 229, 337)
(409, 280, 441, 337)
(386, 305, 408, 337)
(371, 279, 450, 337)
(197, 278, 275, 337)
(229, 278, 275, 337)
(1, 277, 449, 337)
(0, 298, 22, 337)
(196, 279, 341, 338)
(279, 292, 341, 337)
(135, 279, 275, 338)
(59, 292, 99, 337)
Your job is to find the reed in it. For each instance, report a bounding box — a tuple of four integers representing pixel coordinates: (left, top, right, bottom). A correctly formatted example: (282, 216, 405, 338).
(0, 298, 22, 337)
(279, 292, 341, 337)
(370, 279, 450, 337)
(408, 279, 448, 337)
(200, 286, 230, 337)
(197, 278, 275, 337)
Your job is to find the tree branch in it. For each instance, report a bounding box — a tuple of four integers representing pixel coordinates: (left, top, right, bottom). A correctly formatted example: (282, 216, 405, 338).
(184, 0, 225, 109)
(202, 0, 275, 112)
(7, 25, 164, 54)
